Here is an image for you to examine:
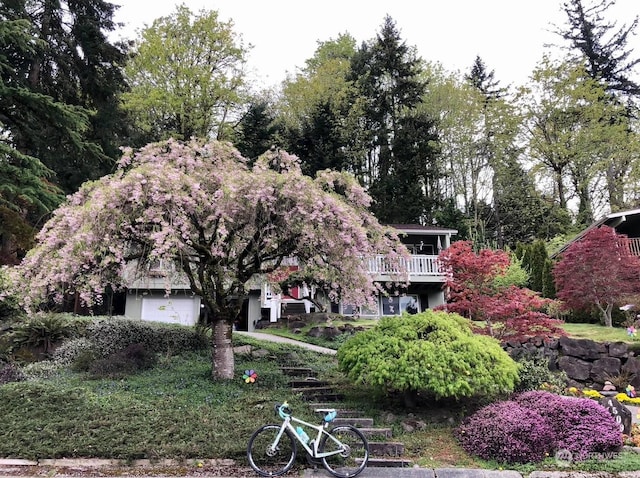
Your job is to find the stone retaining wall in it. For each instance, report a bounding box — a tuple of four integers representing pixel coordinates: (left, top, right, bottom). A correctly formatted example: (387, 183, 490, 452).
(504, 336, 640, 388)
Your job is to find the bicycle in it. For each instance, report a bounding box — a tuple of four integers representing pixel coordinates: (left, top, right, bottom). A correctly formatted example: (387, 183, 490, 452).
(247, 401, 369, 477)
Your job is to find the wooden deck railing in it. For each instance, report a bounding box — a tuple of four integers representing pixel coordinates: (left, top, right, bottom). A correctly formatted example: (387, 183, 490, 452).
(366, 254, 442, 276)
(626, 237, 640, 256)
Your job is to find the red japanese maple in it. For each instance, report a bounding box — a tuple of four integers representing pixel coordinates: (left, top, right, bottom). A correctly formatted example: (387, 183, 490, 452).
(438, 241, 565, 341)
(553, 226, 640, 326)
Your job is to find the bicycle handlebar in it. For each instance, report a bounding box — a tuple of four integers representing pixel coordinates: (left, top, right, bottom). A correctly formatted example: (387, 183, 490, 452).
(274, 402, 337, 423)
(275, 402, 292, 419)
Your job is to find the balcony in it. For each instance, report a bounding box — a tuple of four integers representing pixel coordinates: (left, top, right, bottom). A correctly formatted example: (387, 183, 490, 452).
(367, 254, 446, 283)
(626, 238, 640, 256)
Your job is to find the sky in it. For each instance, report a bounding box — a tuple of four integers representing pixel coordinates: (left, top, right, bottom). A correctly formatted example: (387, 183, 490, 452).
(111, 0, 640, 89)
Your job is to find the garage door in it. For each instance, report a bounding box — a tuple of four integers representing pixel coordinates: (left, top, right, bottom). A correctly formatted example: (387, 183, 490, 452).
(141, 296, 199, 326)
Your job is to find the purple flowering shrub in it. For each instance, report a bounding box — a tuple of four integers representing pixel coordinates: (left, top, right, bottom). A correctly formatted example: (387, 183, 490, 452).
(455, 401, 556, 463)
(514, 391, 622, 460)
(0, 362, 25, 384)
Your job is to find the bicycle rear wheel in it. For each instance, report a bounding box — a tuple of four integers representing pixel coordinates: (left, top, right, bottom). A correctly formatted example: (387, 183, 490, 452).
(247, 424, 297, 477)
(319, 425, 369, 478)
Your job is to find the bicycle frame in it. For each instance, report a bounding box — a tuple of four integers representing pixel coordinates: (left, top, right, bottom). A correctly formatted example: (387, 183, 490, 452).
(270, 413, 344, 459)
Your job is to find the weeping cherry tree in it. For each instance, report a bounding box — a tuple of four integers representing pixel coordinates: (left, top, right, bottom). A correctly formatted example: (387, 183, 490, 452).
(11, 139, 409, 379)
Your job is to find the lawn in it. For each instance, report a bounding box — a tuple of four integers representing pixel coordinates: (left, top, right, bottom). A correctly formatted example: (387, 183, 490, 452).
(561, 322, 640, 343)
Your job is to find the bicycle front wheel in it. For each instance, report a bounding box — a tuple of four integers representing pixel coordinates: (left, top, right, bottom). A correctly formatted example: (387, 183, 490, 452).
(247, 424, 297, 477)
(319, 425, 369, 478)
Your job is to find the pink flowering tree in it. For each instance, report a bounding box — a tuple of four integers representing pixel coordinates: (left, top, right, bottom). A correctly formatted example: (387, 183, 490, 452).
(11, 139, 409, 379)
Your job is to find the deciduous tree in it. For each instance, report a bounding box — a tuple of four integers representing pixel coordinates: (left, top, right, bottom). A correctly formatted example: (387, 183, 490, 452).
(438, 241, 564, 340)
(122, 5, 248, 143)
(553, 225, 640, 326)
(10, 139, 409, 380)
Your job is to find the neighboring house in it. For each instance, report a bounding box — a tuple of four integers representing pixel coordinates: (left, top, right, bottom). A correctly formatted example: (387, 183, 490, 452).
(554, 208, 640, 258)
(124, 224, 457, 331)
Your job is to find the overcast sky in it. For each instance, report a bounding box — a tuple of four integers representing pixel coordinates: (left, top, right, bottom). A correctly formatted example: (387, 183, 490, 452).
(111, 0, 640, 89)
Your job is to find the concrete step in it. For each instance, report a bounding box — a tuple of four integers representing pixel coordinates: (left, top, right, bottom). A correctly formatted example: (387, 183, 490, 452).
(366, 457, 413, 467)
(291, 387, 345, 401)
(358, 427, 393, 439)
(281, 367, 318, 377)
(368, 441, 405, 457)
(307, 404, 365, 418)
(288, 379, 330, 388)
(332, 417, 374, 427)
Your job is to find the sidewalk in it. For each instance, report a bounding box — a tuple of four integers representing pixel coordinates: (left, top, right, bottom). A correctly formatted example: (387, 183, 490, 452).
(3, 459, 640, 478)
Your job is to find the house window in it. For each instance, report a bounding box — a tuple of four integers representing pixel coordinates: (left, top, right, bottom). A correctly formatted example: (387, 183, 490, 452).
(341, 304, 378, 316)
(382, 295, 419, 315)
(382, 296, 400, 315)
(400, 295, 419, 314)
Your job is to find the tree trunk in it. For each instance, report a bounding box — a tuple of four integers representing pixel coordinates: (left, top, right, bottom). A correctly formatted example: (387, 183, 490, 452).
(211, 318, 234, 380)
(604, 303, 613, 328)
(598, 303, 614, 327)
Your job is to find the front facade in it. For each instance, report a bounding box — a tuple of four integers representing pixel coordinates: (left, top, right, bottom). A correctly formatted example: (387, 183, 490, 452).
(124, 225, 457, 330)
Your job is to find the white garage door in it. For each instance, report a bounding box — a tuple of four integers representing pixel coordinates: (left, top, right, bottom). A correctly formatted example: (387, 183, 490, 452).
(141, 296, 198, 326)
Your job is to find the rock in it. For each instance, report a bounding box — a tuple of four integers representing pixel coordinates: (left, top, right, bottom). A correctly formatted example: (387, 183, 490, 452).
(288, 320, 306, 330)
(558, 355, 592, 381)
(322, 326, 341, 340)
(307, 326, 323, 338)
(252, 348, 270, 358)
(623, 357, 640, 387)
(599, 396, 633, 434)
(590, 357, 622, 384)
(381, 412, 396, 424)
(609, 341, 629, 358)
(401, 422, 414, 433)
(233, 345, 252, 355)
(558, 336, 607, 360)
(339, 323, 355, 334)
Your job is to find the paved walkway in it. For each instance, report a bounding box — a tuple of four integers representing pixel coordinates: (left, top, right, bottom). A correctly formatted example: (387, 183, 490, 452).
(235, 331, 337, 355)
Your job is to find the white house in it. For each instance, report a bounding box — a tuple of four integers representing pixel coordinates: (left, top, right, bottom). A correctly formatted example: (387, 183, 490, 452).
(123, 224, 457, 330)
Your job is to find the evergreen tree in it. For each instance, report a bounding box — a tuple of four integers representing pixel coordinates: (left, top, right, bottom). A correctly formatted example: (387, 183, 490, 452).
(348, 16, 441, 224)
(1, 0, 129, 194)
(542, 258, 556, 299)
(289, 100, 351, 176)
(233, 98, 281, 162)
(557, 0, 640, 98)
(275, 35, 358, 178)
(527, 240, 549, 293)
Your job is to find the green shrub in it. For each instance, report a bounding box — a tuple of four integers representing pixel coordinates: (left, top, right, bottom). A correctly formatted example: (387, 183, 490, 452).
(337, 310, 519, 403)
(51, 337, 97, 368)
(515, 356, 568, 393)
(9, 314, 74, 355)
(20, 360, 65, 380)
(0, 266, 22, 321)
(86, 316, 208, 357)
(88, 343, 157, 379)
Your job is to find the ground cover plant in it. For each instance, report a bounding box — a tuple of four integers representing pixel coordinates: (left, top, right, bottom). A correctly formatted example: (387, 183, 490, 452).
(0, 332, 332, 461)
